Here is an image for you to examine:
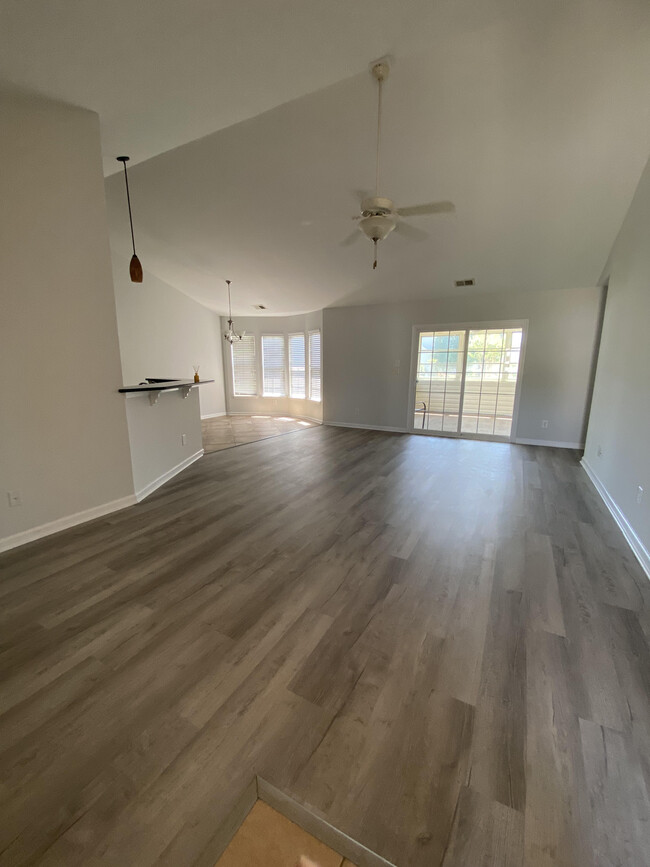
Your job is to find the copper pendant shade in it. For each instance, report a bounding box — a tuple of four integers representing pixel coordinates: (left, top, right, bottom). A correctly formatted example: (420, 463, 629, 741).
(116, 156, 143, 283)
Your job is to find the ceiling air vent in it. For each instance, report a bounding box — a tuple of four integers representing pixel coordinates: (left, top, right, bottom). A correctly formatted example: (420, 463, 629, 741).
(454, 279, 475, 287)
(254, 304, 267, 310)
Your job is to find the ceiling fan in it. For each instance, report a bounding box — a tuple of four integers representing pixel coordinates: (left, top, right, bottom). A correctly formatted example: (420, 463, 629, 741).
(343, 59, 455, 269)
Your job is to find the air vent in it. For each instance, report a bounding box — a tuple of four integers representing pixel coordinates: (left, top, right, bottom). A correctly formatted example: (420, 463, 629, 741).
(254, 304, 267, 310)
(454, 279, 475, 287)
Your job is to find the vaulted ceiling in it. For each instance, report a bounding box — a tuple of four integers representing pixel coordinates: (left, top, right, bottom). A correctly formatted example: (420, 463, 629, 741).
(2, 0, 649, 314)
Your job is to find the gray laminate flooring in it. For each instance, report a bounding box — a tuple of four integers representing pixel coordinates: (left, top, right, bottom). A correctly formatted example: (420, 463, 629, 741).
(1, 426, 649, 866)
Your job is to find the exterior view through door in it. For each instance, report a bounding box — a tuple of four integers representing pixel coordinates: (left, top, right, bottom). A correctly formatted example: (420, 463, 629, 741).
(411, 323, 526, 440)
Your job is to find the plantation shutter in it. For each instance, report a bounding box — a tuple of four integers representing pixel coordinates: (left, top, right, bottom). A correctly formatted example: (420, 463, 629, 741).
(309, 330, 321, 401)
(231, 335, 257, 396)
(289, 333, 306, 399)
(262, 335, 287, 397)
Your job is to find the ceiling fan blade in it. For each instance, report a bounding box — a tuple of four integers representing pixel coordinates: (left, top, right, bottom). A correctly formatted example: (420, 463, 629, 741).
(396, 200, 455, 217)
(395, 221, 428, 242)
(340, 230, 362, 247)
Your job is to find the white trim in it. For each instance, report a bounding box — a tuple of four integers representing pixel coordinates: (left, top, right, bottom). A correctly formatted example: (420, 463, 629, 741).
(135, 449, 204, 502)
(200, 411, 227, 419)
(516, 438, 584, 449)
(326, 421, 408, 434)
(581, 458, 650, 580)
(0, 494, 138, 554)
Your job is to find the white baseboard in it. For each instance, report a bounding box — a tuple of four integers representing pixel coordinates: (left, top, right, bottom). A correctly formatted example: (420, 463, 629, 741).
(201, 411, 227, 419)
(135, 449, 204, 502)
(581, 458, 650, 580)
(516, 438, 584, 449)
(326, 421, 408, 434)
(0, 494, 138, 554)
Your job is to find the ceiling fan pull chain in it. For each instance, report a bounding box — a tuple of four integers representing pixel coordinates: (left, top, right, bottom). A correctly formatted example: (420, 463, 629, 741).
(373, 238, 378, 270)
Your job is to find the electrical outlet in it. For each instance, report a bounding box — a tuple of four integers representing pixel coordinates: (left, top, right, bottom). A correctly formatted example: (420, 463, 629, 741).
(181, 433, 187, 446)
(637, 486, 644, 505)
(7, 491, 22, 507)
(541, 420, 549, 429)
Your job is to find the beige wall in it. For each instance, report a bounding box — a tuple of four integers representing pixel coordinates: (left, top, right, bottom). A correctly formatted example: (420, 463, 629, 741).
(221, 311, 323, 422)
(583, 157, 650, 567)
(0, 93, 134, 549)
(323, 286, 604, 446)
(112, 255, 226, 418)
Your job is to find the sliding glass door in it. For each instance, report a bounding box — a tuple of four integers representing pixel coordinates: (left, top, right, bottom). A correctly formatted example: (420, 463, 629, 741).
(411, 323, 525, 441)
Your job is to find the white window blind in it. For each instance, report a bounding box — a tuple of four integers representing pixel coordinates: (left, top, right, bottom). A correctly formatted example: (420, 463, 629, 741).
(231, 335, 257, 396)
(289, 333, 306, 399)
(309, 330, 321, 402)
(262, 335, 287, 397)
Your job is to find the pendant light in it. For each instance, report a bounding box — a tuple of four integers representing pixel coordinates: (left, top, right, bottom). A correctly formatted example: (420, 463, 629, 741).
(223, 280, 244, 344)
(116, 156, 143, 283)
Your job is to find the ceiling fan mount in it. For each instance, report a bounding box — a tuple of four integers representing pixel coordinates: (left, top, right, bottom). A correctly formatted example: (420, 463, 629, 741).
(360, 196, 394, 218)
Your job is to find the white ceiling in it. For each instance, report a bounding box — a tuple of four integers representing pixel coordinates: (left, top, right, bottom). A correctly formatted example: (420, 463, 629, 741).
(0, 0, 514, 175)
(3, 0, 650, 315)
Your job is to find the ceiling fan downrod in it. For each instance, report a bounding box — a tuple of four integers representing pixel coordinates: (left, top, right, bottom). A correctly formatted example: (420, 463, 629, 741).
(373, 62, 387, 197)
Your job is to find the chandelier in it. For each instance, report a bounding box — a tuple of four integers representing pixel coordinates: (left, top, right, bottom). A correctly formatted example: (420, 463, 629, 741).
(223, 280, 243, 344)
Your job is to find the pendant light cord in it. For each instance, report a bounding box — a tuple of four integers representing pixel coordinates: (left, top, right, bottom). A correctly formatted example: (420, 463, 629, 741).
(121, 161, 137, 257)
(226, 280, 232, 324)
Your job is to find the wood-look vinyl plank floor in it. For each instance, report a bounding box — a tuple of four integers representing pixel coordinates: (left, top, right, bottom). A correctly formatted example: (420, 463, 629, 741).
(1, 426, 649, 866)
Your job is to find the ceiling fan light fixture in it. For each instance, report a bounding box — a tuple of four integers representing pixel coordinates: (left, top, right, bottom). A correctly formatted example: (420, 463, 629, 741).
(359, 213, 397, 242)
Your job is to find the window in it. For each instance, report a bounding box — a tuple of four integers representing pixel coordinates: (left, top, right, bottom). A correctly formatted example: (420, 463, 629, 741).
(231, 334, 257, 396)
(289, 333, 306, 399)
(261, 335, 286, 397)
(412, 325, 524, 439)
(308, 330, 321, 402)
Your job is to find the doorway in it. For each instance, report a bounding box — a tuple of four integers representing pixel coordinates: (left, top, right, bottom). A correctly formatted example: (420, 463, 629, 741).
(409, 322, 527, 441)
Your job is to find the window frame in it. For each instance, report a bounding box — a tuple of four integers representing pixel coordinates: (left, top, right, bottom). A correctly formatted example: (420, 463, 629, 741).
(308, 329, 322, 403)
(261, 333, 288, 398)
(288, 332, 307, 400)
(230, 333, 258, 397)
(407, 319, 528, 442)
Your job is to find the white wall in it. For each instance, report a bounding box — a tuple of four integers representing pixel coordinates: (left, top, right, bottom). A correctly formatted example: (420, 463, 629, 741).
(112, 256, 226, 418)
(125, 388, 203, 500)
(221, 311, 323, 422)
(323, 286, 604, 446)
(583, 157, 650, 568)
(0, 92, 135, 549)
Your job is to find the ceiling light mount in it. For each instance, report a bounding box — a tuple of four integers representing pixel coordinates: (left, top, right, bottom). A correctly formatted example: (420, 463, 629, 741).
(116, 156, 143, 283)
(370, 60, 390, 84)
